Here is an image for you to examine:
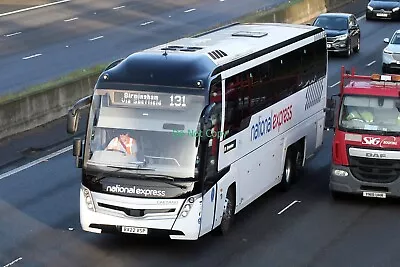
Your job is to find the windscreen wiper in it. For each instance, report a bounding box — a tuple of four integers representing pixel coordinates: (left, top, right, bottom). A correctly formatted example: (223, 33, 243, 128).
(135, 174, 192, 189)
(93, 167, 191, 189)
(93, 165, 155, 182)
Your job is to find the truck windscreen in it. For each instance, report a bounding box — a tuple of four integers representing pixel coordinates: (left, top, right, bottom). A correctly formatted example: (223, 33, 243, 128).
(339, 95, 400, 135)
(86, 89, 206, 178)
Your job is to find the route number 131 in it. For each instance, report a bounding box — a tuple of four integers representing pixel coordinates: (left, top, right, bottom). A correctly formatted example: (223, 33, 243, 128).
(170, 95, 187, 107)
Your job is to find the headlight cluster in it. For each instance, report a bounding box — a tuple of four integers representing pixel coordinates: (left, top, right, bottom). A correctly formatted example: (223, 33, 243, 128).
(178, 194, 201, 218)
(333, 169, 348, 177)
(82, 186, 96, 211)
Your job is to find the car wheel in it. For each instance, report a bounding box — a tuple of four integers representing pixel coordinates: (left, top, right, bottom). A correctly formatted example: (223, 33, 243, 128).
(344, 42, 351, 58)
(353, 37, 360, 53)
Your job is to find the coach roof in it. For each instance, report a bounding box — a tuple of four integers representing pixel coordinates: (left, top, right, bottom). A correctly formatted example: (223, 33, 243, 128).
(147, 22, 324, 66)
(96, 23, 324, 89)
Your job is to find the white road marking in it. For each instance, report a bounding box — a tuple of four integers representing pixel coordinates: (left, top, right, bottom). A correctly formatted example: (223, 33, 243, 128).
(329, 81, 340, 88)
(64, 17, 78, 22)
(0, 145, 72, 181)
(5, 31, 22, 37)
(22, 53, 42, 60)
(184, 8, 196, 13)
(140, 21, 154, 26)
(357, 14, 366, 21)
(0, 0, 70, 17)
(113, 5, 125, 10)
(277, 200, 301, 215)
(89, 35, 103, 41)
(367, 60, 376, 66)
(3, 257, 22, 267)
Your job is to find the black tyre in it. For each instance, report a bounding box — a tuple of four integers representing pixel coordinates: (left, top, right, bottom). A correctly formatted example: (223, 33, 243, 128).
(353, 37, 360, 53)
(344, 42, 352, 58)
(215, 187, 235, 236)
(280, 150, 295, 191)
(330, 190, 343, 201)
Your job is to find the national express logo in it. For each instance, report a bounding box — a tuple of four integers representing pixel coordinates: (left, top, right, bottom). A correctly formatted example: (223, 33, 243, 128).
(106, 185, 166, 197)
(250, 105, 293, 141)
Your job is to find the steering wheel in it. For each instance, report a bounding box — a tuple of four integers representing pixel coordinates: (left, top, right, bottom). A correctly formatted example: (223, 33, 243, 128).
(105, 148, 126, 154)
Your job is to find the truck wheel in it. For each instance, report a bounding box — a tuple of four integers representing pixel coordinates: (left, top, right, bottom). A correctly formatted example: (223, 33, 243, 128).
(330, 190, 343, 201)
(280, 150, 295, 191)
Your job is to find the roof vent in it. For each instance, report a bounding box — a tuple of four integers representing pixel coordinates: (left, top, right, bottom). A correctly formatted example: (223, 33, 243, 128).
(231, 31, 268, 38)
(161, 46, 203, 52)
(208, 50, 228, 60)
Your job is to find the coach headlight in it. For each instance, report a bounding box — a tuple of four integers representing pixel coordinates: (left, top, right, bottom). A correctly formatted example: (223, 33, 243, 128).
(367, 5, 373, 11)
(82, 186, 96, 211)
(393, 6, 399, 12)
(178, 193, 201, 218)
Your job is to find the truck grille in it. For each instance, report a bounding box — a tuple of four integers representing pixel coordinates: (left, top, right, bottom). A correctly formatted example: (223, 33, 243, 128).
(349, 156, 400, 183)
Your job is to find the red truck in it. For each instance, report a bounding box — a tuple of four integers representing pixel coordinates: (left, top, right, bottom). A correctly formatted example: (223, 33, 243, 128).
(327, 66, 400, 200)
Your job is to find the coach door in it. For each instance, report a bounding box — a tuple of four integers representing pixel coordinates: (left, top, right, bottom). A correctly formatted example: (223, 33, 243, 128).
(199, 76, 223, 237)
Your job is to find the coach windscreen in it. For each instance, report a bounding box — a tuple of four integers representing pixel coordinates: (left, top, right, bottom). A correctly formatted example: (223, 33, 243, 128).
(85, 89, 206, 178)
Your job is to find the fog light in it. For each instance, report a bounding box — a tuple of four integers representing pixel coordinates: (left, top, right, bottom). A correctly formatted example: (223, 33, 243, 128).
(333, 169, 348, 176)
(182, 211, 188, 217)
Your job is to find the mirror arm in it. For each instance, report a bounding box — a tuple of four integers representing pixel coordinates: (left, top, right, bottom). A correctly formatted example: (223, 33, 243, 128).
(70, 95, 93, 115)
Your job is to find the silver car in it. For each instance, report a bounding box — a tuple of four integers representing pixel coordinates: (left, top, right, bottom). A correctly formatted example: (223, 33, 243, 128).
(382, 29, 400, 73)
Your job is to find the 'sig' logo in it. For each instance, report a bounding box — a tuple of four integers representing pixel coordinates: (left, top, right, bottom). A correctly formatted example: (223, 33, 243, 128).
(362, 137, 380, 145)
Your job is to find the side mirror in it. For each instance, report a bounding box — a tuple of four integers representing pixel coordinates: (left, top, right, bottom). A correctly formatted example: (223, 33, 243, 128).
(324, 97, 337, 130)
(306, 23, 312, 26)
(73, 138, 82, 157)
(384, 38, 389, 44)
(67, 109, 79, 134)
(67, 95, 93, 134)
(199, 103, 216, 143)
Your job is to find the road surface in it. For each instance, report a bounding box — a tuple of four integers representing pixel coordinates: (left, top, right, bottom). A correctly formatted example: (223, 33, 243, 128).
(2, 5, 400, 267)
(0, 0, 287, 95)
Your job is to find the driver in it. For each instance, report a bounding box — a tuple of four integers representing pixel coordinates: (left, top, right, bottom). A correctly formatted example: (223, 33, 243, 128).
(346, 106, 374, 123)
(106, 132, 138, 158)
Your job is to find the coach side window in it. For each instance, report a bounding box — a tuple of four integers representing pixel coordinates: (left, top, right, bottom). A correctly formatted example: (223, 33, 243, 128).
(300, 44, 316, 86)
(224, 70, 255, 140)
(313, 38, 327, 79)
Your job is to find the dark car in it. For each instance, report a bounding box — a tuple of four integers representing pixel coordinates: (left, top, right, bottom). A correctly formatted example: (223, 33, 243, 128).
(366, 0, 400, 20)
(311, 13, 360, 57)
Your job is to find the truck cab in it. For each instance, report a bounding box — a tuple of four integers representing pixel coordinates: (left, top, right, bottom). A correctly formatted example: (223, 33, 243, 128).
(328, 66, 400, 199)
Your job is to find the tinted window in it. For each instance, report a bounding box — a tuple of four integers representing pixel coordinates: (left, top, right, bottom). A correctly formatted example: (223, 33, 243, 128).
(222, 38, 327, 140)
(313, 16, 348, 30)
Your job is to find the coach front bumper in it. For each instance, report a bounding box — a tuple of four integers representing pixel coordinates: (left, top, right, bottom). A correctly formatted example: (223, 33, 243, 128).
(80, 185, 202, 240)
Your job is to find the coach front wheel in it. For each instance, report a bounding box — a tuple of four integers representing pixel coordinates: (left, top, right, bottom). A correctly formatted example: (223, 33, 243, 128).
(215, 188, 235, 236)
(280, 150, 295, 191)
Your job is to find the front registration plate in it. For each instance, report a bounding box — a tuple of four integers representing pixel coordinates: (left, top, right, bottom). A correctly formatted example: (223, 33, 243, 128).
(396, 61, 400, 65)
(376, 13, 388, 17)
(362, 191, 386, 198)
(121, 226, 148, 234)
